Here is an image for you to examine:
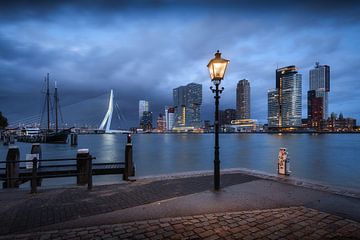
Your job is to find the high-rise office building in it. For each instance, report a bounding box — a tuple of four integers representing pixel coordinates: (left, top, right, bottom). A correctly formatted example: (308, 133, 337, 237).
(139, 100, 149, 124)
(173, 83, 202, 128)
(236, 79, 250, 119)
(140, 111, 153, 131)
(268, 66, 302, 128)
(307, 90, 323, 128)
(309, 62, 330, 119)
(268, 89, 280, 127)
(165, 106, 175, 130)
(173, 86, 187, 127)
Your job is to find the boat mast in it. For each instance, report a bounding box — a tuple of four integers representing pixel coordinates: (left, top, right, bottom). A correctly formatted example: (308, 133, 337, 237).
(46, 73, 50, 130)
(54, 81, 58, 132)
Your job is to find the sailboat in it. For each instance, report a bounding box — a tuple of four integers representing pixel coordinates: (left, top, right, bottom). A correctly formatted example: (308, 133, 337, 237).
(18, 73, 70, 144)
(41, 73, 69, 143)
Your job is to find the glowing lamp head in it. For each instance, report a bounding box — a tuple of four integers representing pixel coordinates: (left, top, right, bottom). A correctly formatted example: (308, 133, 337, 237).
(207, 50, 229, 83)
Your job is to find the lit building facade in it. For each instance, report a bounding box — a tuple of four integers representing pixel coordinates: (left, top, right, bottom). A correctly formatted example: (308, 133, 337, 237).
(139, 100, 149, 125)
(322, 113, 356, 132)
(164, 106, 175, 130)
(229, 119, 258, 132)
(267, 89, 280, 127)
(173, 86, 186, 127)
(307, 90, 323, 128)
(173, 83, 202, 128)
(268, 66, 302, 128)
(309, 62, 330, 119)
(236, 79, 250, 119)
(156, 113, 166, 132)
(140, 111, 153, 131)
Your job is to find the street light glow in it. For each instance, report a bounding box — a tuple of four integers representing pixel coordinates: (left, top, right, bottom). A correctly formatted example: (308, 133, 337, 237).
(207, 50, 230, 82)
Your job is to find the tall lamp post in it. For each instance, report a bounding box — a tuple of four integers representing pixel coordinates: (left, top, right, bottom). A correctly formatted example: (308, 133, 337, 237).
(207, 50, 230, 191)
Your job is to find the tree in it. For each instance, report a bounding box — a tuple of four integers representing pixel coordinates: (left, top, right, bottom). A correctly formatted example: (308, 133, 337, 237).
(0, 111, 8, 129)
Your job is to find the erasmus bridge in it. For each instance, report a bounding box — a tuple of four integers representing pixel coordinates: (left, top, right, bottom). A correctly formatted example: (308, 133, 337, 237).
(98, 90, 130, 134)
(9, 89, 131, 134)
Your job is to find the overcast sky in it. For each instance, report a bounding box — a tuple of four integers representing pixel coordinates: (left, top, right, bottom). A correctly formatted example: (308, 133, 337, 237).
(1, 0, 359, 129)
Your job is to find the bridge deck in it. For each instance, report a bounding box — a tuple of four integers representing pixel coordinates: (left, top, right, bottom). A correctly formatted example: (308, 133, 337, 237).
(0, 162, 125, 179)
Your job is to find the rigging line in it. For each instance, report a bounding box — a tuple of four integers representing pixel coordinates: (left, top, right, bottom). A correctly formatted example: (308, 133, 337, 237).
(39, 92, 48, 128)
(11, 92, 107, 125)
(11, 114, 42, 124)
(56, 90, 65, 127)
(59, 103, 64, 127)
(56, 92, 108, 110)
(115, 102, 127, 122)
(115, 103, 122, 121)
(10, 116, 42, 128)
(118, 104, 127, 122)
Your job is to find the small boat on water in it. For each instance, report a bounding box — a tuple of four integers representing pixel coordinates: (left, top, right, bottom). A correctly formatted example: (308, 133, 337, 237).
(17, 73, 70, 144)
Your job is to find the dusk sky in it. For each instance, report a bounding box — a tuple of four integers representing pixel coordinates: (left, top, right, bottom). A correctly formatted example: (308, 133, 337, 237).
(1, 0, 359, 129)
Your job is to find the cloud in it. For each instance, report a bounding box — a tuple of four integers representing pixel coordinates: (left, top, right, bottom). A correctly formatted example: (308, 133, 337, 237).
(0, 1, 360, 128)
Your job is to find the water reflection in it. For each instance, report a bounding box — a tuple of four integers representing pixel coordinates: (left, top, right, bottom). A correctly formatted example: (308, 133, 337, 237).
(0, 133, 359, 189)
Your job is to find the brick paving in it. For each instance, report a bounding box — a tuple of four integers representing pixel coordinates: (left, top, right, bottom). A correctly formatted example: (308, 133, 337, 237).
(0, 207, 359, 240)
(0, 173, 258, 235)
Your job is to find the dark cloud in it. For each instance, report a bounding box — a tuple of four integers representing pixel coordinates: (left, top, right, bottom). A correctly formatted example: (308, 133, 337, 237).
(0, 0, 360, 128)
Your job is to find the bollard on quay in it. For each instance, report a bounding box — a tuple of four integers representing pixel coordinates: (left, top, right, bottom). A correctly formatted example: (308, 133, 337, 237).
(4, 146, 20, 188)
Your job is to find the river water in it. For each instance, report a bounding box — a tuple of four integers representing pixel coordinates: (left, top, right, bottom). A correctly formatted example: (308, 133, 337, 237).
(0, 133, 359, 190)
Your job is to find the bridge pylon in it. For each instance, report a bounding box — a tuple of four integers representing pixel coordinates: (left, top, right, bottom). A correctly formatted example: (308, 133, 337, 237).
(99, 90, 131, 134)
(99, 89, 114, 133)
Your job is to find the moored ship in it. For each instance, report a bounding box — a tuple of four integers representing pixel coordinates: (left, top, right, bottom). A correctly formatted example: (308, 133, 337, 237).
(17, 73, 70, 144)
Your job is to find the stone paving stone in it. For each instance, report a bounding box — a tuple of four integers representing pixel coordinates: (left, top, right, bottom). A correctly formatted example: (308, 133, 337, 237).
(0, 173, 259, 235)
(0, 207, 360, 239)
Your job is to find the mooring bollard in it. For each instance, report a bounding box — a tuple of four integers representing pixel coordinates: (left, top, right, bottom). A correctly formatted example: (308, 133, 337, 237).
(31, 143, 42, 187)
(77, 149, 90, 185)
(123, 140, 134, 181)
(31, 157, 38, 194)
(278, 148, 291, 176)
(71, 133, 78, 146)
(4, 146, 20, 188)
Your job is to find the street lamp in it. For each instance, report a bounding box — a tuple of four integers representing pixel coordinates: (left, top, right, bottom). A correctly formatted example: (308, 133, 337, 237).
(207, 50, 229, 191)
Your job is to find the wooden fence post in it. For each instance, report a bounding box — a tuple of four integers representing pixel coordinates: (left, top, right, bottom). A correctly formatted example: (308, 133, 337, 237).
(77, 149, 90, 185)
(4, 146, 20, 188)
(30, 157, 38, 194)
(87, 155, 93, 190)
(123, 143, 133, 181)
(31, 143, 42, 186)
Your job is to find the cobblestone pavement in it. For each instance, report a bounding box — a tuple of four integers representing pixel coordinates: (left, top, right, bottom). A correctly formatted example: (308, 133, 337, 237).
(0, 207, 359, 240)
(0, 173, 258, 235)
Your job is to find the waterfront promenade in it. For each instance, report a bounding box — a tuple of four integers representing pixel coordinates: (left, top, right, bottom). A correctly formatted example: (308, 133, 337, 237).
(0, 170, 359, 239)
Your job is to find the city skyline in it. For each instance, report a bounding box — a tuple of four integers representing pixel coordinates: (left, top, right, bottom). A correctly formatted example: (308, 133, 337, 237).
(0, 1, 360, 128)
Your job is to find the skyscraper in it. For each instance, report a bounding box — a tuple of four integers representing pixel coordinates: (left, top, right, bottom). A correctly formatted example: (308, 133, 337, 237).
(165, 106, 175, 130)
(268, 89, 280, 127)
(236, 79, 250, 119)
(307, 90, 323, 128)
(173, 83, 202, 128)
(173, 86, 187, 127)
(140, 111, 152, 131)
(268, 66, 302, 128)
(139, 100, 149, 124)
(309, 62, 330, 119)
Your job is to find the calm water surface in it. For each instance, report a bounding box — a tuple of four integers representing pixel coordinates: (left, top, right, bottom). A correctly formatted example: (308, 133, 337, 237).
(0, 134, 359, 189)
